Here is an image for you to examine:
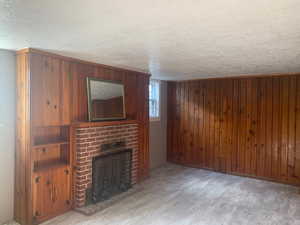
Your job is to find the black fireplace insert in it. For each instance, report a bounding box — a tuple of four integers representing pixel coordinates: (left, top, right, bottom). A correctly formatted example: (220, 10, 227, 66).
(86, 149, 132, 204)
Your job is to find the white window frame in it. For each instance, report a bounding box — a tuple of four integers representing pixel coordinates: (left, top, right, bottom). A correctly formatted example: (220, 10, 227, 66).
(149, 79, 161, 122)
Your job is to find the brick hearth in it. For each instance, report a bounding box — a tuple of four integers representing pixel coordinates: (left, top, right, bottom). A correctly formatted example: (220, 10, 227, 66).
(75, 123, 139, 207)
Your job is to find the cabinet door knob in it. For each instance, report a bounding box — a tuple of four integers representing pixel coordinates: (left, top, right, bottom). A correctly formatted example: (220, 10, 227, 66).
(46, 100, 50, 105)
(35, 176, 41, 183)
(54, 105, 57, 109)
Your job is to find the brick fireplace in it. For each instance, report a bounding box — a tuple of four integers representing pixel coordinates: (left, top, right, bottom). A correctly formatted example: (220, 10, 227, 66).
(75, 123, 139, 208)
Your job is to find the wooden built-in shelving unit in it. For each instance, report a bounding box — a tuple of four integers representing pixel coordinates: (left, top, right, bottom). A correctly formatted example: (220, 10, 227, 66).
(32, 125, 71, 172)
(15, 48, 150, 225)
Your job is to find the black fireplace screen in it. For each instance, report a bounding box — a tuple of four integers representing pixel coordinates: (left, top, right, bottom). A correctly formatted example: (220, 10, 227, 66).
(88, 149, 132, 204)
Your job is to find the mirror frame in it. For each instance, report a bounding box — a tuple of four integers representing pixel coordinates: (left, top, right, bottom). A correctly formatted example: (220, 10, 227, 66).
(86, 77, 126, 121)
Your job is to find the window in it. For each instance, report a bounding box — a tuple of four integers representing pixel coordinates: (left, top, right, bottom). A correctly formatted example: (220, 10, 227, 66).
(149, 79, 160, 120)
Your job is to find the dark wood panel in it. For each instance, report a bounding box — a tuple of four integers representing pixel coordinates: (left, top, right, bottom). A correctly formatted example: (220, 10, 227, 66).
(167, 74, 300, 186)
(31, 55, 61, 126)
(61, 60, 72, 125)
(15, 53, 32, 225)
(296, 77, 300, 178)
(30, 54, 71, 127)
(136, 75, 150, 180)
(32, 166, 71, 223)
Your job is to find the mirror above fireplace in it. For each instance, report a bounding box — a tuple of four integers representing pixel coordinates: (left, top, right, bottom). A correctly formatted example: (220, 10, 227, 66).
(87, 77, 126, 121)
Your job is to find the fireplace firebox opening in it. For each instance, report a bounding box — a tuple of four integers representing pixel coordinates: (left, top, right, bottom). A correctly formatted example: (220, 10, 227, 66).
(85, 149, 132, 205)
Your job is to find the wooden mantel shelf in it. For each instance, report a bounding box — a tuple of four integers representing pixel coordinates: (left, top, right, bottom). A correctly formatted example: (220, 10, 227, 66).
(72, 119, 139, 128)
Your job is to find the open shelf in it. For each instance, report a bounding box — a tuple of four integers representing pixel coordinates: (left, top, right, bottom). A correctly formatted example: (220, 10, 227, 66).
(32, 125, 71, 174)
(33, 140, 69, 148)
(32, 126, 70, 147)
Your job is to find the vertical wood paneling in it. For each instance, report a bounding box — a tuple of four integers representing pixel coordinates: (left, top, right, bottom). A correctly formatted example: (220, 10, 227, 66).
(226, 79, 233, 173)
(257, 78, 267, 177)
(281, 77, 289, 180)
(209, 80, 216, 169)
(195, 82, 201, 165)
(190, 82, 197, 165)
(272, 77, 280, 179)
(180, 83, 185, 162)
(199, 82, 204, 166)
(238, 79, 247, 174)
(186, 82, 192, 164)
(265, 78, 273, 178)
(295, 77, 300, 178)
(219, 81, 226, 171)
(288, 76, 296, 182)
(232, 79, 240, 172)
(15, 53, 32, 225)
(214, 81, 221, 171)
(203, 81, 209, 168)
(173, 82, 182, 163)
(167, 75, 300, 186)
(250, 78, 258, 175)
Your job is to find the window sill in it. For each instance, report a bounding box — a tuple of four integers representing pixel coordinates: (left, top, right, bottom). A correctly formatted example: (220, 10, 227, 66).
(150, 117, 160, 122)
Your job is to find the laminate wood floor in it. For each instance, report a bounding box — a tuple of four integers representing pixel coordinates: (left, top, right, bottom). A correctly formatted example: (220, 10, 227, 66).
(41, 163, 300, 225)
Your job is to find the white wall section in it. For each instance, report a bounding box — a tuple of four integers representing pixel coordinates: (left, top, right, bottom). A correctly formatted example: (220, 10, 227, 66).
(0, 50, 16, 224)
(150, 81, 167, 169)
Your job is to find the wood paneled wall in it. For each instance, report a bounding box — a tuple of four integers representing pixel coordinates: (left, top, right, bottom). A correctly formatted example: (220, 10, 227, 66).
(167, 75, 300, 185)
(24, 48, 150, 180)
(66, 54, 150, 180)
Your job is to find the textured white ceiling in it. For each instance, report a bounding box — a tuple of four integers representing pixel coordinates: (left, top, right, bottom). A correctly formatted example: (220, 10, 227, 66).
(1, 0, 300, 80)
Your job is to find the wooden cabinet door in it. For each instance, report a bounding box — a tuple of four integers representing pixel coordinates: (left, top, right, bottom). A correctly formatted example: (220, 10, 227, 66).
(51, 167, 72, 214)
(31, 54, 71, 127)
(32, 166, 71, 223)
(32, 170, 53, 222)
(31, 54, 60, 126)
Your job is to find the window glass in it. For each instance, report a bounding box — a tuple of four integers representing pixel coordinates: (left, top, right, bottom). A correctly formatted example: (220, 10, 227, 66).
(149, 79, 160, 120)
